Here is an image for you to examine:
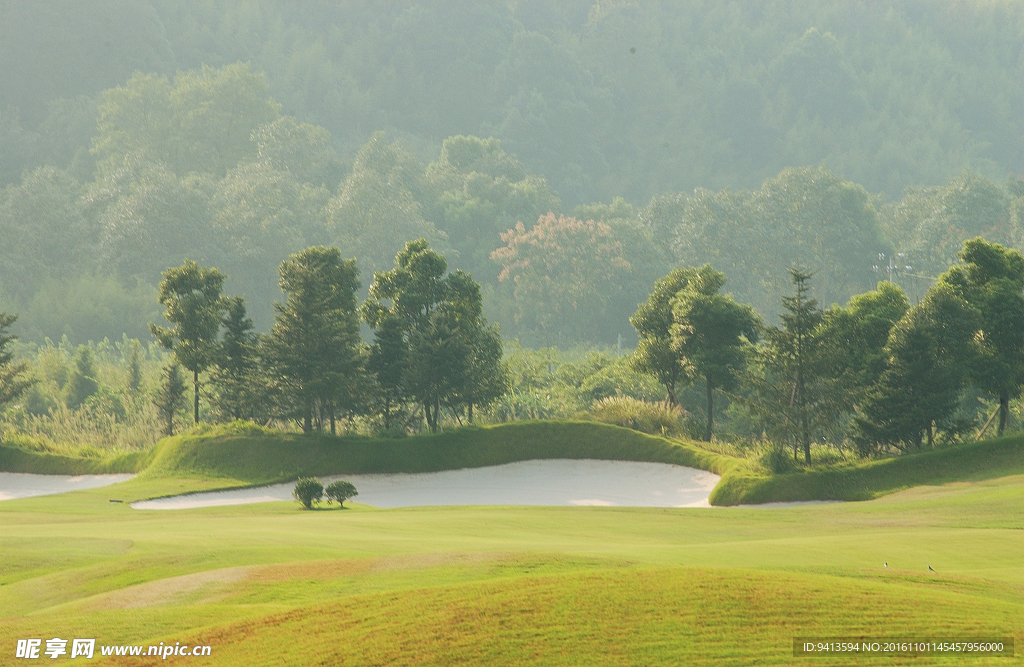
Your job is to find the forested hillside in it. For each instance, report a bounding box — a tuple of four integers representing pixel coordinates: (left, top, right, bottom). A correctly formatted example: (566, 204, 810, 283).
(2, 0, 1024, 346)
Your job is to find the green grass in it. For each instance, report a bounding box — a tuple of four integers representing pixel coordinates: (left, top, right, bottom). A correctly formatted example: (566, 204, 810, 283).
(6, 421, 1024, 663)
(711, 434, 1024, 505)
(2, 472, 1024, 665)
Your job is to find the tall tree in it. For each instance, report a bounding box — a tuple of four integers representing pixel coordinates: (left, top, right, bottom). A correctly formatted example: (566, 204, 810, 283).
(267, 246, 364, 434)
(670, 267, 760, 441)
(364, 239, 507, 432)
(150, 259, 226, 424)
(0, 313, 33, 409)
(154, 362, 187, 436)
(210, 296, 260, 422)
(853, 283, 979, 452)
(939, 238, 1024, 435)
(630, 267, 700, 405)
(763, 269, 825, 464)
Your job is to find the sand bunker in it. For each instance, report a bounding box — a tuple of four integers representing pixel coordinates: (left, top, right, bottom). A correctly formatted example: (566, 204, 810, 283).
(0, 472, 136, 501)
(133, 459, 721, 510)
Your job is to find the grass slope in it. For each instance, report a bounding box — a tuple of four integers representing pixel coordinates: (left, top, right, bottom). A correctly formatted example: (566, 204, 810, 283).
(711, 434, 1024, 505)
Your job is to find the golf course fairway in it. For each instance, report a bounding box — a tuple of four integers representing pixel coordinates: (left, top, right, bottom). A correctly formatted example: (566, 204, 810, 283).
(2, 423, 1023, 664)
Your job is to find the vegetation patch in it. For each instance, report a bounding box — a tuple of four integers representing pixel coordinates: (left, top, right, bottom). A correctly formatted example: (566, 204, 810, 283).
(711, 433, 1024, 505)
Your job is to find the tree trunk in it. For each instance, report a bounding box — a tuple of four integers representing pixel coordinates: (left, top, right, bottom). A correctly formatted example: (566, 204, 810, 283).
(801, 413, 811, 465)
(468, 403, 474, 423)
(998, 392, 1009, 436)
(303, 405, 312, 434)
(666, 383, 679, 407)
(927, 422, 934, 448)
(193, 370, 200, 424)
(704, 377, 714, 442)
(330, 412, 336, 436)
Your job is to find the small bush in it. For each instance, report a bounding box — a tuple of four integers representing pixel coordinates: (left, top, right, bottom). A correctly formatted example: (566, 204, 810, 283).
(325, 480, 358, 507)
(585, 396, 690, 437)
(292, 477, 323, 509)
(759, 444, 797, 474)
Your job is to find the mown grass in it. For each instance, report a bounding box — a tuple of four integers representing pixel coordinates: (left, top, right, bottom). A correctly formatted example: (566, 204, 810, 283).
(2, 472, 1024, 665)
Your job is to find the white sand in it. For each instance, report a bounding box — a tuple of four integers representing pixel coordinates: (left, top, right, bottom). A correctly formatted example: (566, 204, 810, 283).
(0, 472, 136, 500)
(132, 459, 722, 510)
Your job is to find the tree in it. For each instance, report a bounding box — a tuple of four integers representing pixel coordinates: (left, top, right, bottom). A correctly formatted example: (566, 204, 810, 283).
(814, 281, 910, 406)
(853, 283, 979, 453)
(64, 345, 99, 409)
(490, 213, 633, 344)
(150, 260, 226, 424)
(292, 478, 323, 510)
(324, 133, 444, 278)
(423, 135, 560, 281)
(0, 313, 33, 409)
(125, 339, 143, 395)
(756, 269, 828, 464)
(325, 480, 358, 507)
(630, 267, 700, 405)
(364, 239, 507, 432)
(210, 296, 261, 422)
(153, 362, 187, 436)
(267, 246, 364, 434)
(670, 267, 759, 441)
(939, 238, 1024, 435)
(92, 63, 280, 177)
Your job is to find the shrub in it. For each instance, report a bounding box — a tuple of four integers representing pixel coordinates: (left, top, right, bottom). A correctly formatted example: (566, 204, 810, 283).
(759, 444, 797, 474)
(585, 396, 690, 437)
(325, 480, 358, 507)
(292, 477, 323, 509)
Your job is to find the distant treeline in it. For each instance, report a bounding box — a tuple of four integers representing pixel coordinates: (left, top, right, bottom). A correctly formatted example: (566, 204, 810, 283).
(3, 2, 1024, 346)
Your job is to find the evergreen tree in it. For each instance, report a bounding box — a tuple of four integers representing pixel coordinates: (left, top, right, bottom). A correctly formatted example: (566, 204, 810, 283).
(366, 315, 408, 429)
(753, 269, 834, 464)
(267, 246, 364, 434)
(154, 362, 187, 436)
(63, 345, 99, 409)
(210, 296, 260, 422)
(0, 313, 32, 408)
(150, 260, 226, 424)
(364, 239, 507, 432)
(125, 340, 143, 395)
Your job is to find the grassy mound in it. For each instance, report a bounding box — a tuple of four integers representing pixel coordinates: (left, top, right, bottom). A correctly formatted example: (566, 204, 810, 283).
(711, 433, 1024, 505)
(141, 420, 741, 484)
(1, 420, 742, 496)
(0, 442, 150, 475)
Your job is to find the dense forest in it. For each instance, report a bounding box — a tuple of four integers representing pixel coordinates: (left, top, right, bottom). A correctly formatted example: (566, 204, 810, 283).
(3, 1, 1024, 453)
(3, 0, 1024, 347)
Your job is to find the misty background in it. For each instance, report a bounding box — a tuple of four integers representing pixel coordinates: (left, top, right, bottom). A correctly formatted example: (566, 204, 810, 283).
(2, 0, 1024, 347)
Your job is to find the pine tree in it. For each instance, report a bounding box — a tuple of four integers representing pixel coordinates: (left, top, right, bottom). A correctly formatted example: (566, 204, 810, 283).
(154, 362, 187, 436)
(267, 247, 364, 434)
(0, 313, 33, 409)
(64, 345, 99, 409)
